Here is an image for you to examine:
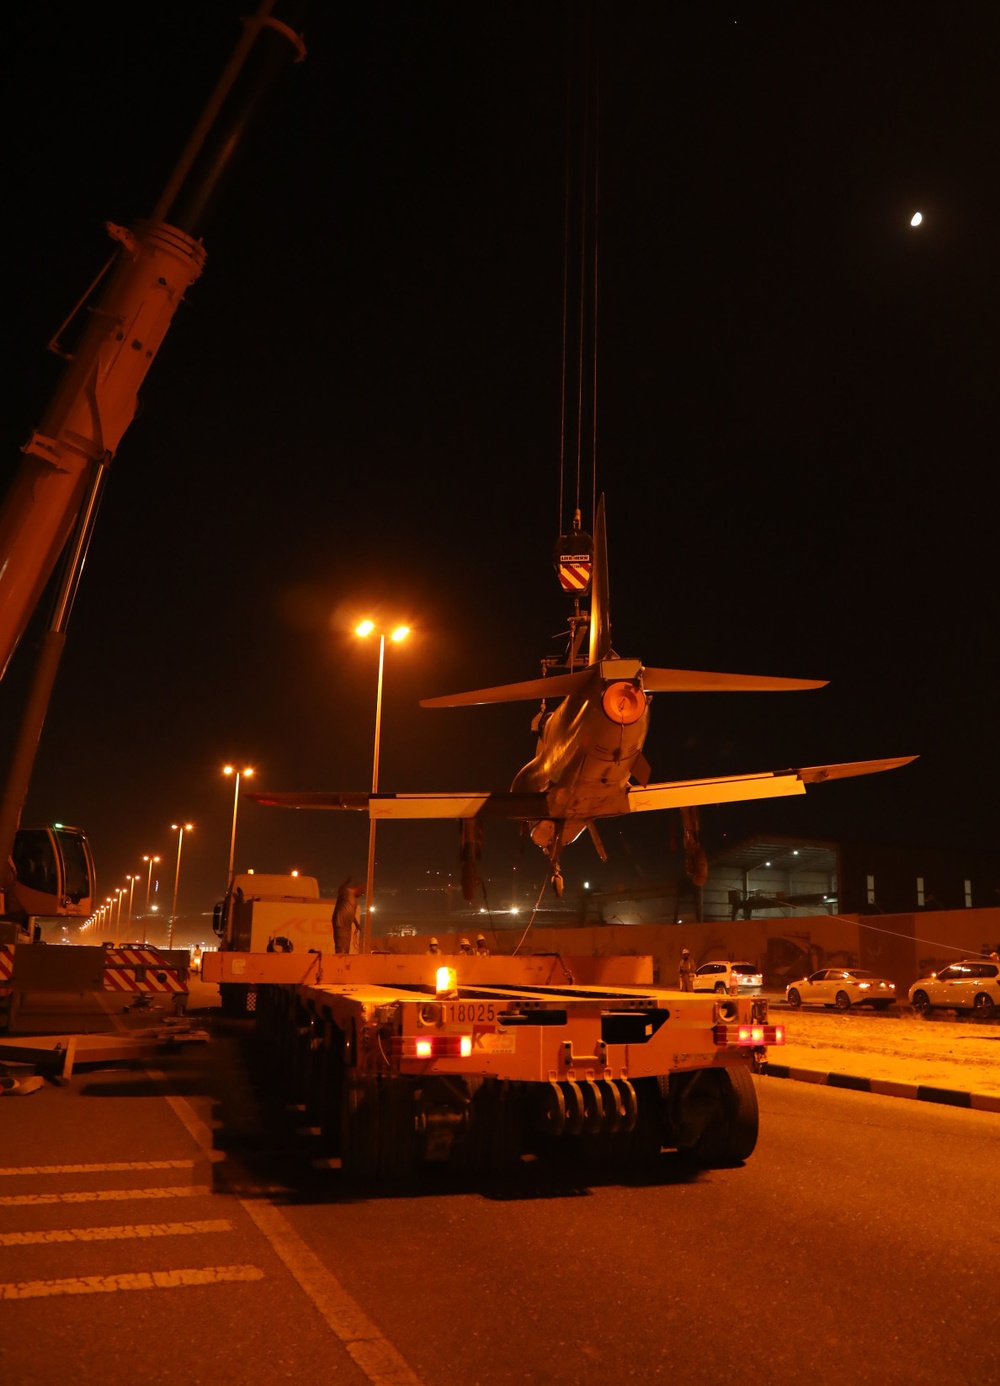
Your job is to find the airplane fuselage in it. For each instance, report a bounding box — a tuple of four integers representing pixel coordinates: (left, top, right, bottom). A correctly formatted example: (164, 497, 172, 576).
(511, 664, 651, 847)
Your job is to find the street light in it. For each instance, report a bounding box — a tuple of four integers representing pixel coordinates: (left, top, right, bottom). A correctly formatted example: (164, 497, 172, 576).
(355, 620, 409, 953)
(169, 823, 193, 950)
(124, 874, 139, 937)
(141, 854, 161, 944)
(113, 887, 125, 933)
(223, 764, 254, 885)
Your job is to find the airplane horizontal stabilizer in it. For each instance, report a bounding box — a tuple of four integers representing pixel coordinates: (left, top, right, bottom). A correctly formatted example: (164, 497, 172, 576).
(641, 667, 828, 693)
(248, 789, 551, 819)
(625, 755, 916, 814)
(420, 669, 591, 708)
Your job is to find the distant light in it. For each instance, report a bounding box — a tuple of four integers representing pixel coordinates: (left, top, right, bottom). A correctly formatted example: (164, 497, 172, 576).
(355, 620, 375, 637)
(390, 625, 410, 642)
(910, 211, 923, 227)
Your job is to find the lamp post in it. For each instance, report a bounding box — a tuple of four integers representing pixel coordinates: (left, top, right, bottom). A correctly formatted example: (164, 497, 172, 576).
(125, 874, 138, 937)
(169, 823, 193, 950)
(141, 854, 161, 944)
(113, 887, 125, 934)
(223, 764, 254, 885)
(355, 620, 409, 953)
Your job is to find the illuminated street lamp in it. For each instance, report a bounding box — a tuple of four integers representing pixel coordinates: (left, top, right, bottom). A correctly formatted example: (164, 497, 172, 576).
(124, 874, 139, 937)
(168, 823, 193, 950)
(141, 854, 161, 944)
(223, 764, 254, 885)
(355, 620, 410, 952)
(113, 886, 125, 933)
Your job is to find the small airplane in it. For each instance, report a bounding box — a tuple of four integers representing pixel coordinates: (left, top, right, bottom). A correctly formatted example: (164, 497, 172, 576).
(250, 497, 916, 902)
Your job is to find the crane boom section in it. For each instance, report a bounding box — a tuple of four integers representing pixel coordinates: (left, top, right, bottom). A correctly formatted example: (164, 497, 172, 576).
(0, 221, 206, 679)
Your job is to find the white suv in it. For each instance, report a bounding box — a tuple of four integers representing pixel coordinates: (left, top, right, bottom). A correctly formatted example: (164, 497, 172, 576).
(693, 961, 763, 996)
(909, 959, 999, 1018)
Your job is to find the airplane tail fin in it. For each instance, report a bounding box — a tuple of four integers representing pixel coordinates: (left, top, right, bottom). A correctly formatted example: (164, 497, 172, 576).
(588, 494, 612, 666)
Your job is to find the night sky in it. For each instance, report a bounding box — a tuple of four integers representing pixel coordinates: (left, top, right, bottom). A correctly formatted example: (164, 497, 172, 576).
(3, 3, 998, 938)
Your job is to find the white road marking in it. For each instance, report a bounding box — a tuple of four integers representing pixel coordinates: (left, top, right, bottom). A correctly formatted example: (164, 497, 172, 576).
(242, 1200, 425, 1386)
(0, 1160, 197, 1178)
(0, 1185, 210, 1207)
(0, 1218, 232, 1246)
(0, 1264, 263, 1300)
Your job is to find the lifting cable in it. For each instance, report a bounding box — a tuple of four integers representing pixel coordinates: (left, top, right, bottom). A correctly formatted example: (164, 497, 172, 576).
(557, 0, 601, 542)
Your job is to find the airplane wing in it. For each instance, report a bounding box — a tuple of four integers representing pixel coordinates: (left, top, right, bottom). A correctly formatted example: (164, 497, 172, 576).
(247, 789, 550, 819)
(249, 756, 915, 822)
(625, 756, 917, 813)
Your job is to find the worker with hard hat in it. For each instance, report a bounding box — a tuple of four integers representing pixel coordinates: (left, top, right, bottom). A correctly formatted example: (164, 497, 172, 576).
(678, 947, 695, 991)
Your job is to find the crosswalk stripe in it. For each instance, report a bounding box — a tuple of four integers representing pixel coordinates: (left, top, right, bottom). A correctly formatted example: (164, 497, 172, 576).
(0, 1185, 211, 1207)
(0, 1160, 197, 1178)
(0, 1219, 232, 1246)
(0, 1264, 263, 1300)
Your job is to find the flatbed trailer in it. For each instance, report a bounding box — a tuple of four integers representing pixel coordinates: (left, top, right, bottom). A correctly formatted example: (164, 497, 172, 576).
(204, 948, 784, 1179)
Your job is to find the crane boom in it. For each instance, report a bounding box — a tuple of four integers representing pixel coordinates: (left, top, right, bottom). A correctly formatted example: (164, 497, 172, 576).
(0, 3, 307, 922)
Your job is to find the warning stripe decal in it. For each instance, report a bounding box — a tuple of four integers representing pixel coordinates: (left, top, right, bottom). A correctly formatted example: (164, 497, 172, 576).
(103, 969, 186, 996)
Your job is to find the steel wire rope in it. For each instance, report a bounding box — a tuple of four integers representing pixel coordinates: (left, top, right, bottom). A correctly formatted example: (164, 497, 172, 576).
(511, 875, 550, 955)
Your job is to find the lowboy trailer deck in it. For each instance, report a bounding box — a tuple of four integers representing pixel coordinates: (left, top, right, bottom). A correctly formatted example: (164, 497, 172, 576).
(204, 949, 784, 1179)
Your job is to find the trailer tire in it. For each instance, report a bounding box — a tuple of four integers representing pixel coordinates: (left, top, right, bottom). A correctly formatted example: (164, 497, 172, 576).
(341, 1076, 380, 1181)
(671, 1065, 759, 1169)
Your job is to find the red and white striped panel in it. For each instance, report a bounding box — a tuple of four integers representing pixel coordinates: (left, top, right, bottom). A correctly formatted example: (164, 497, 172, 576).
(103, 967, 187, 996)
(103, 949, 187, 996)
(557, 560, 591, 592)
(0, 944, 13, 985)
(105, 947, 167, 969)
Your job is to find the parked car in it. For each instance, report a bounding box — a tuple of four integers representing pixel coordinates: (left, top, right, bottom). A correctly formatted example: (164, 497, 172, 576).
(693, 961, 763, 995)
(785, 968, 897, 1011)
(908, 960, 999, 1018)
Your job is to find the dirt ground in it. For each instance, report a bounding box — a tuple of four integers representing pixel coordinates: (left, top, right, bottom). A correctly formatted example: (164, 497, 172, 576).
(771, 1002, 1000, 1097)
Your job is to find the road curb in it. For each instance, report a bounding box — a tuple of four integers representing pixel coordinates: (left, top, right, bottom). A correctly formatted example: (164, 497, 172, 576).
(761, 1062, 1000, 1114)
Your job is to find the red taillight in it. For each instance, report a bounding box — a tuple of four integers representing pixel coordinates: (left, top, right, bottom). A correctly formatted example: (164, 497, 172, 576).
(390, 1034, 472, 1060)
(713, 1023, 784, 1047)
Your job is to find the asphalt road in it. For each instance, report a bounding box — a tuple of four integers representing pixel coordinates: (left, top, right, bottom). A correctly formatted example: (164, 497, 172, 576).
(1, 991, 998, 1386)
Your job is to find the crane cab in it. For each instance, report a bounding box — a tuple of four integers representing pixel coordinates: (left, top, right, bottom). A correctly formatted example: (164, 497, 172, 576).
(9, 825, 95, 919)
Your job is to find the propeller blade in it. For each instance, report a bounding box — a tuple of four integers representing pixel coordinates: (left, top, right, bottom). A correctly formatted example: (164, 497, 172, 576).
(641, 666, 828, 693)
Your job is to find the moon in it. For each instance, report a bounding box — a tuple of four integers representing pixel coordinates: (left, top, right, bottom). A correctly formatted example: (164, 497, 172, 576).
(910, 211, 923, 227)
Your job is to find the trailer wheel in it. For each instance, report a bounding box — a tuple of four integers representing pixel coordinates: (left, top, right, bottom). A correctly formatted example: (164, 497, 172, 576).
(671, 1065, 759, 1168)
(466, 1078, 524, 1175)
(0, 989, 21, 1034)
(340, 1076, 380, 1180)
(376, 1077, 417, 1179)
(219, 982, 252, 1016)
